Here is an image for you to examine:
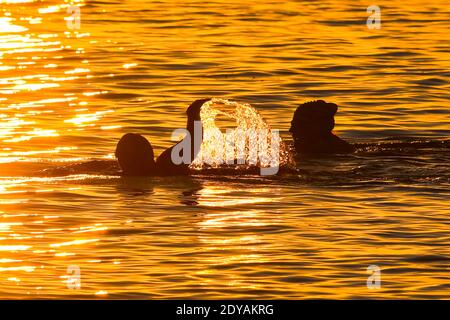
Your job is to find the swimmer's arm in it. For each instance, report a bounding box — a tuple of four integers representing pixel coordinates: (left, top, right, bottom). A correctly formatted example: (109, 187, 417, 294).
(186, 98, 210, 162)
(155, 98, 210, 175)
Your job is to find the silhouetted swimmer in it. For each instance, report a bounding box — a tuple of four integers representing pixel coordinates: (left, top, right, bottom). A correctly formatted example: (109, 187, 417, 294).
(115, 133, 157, 176)
(115, 98, 210, 176)
(290, 100, 354, 155)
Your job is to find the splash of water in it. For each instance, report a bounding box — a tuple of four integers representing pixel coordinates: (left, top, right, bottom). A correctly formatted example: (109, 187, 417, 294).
(190, 98, 294, 172)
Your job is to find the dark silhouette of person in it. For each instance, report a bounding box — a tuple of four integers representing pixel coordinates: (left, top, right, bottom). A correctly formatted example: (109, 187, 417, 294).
(115, 133, 157, 176)
(290, 100, 354, 155)
(115, 98, 210, 176)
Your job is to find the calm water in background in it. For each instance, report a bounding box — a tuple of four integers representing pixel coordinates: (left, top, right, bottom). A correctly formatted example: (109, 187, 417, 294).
(0, 0, 449, 298)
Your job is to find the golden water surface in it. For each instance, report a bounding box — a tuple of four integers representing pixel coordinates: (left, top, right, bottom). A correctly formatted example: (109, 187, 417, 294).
(0, 0, 449, 298)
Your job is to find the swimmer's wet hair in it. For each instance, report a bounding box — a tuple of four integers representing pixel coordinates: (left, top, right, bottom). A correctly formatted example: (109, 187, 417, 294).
(293, 100, 338, 117)
(115, 133, 156, 176)
(290, 100, 338, 136)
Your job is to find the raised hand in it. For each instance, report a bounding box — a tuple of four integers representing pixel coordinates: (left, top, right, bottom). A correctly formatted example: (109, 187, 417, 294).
(186, 98, 211, 121)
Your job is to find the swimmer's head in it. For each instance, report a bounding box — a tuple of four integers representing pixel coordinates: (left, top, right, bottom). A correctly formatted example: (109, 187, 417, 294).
(290, 100, 337, 138)
(115, 133, 156, 176)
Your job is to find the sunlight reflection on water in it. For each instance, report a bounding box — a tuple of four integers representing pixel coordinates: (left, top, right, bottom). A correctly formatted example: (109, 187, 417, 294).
(0, 0, 449, 299)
